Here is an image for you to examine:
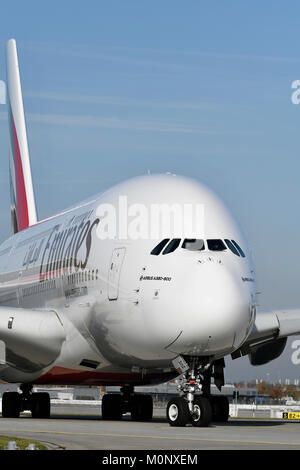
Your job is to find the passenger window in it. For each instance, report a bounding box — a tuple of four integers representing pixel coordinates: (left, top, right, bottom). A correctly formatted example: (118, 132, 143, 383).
(225, 239, 240, 256)
(207, 239, 226, 251)
(231, 240, 245, 258)
(162, 238, 181, 255)
(151, 238, 170, 255)
(182, 239, 205, 251)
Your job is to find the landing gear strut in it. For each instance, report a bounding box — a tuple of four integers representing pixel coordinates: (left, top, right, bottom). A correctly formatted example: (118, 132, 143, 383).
(101, 385, 153, 421)
(1, 384, 50, 419)
(166, 357, 229, 427)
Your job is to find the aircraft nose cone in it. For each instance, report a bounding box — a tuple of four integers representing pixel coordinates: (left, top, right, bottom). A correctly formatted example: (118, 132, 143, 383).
(167, 259, 251, 355)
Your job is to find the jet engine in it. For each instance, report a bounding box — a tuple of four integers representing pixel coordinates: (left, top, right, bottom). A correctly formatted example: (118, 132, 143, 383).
(248, 337, 287, 366)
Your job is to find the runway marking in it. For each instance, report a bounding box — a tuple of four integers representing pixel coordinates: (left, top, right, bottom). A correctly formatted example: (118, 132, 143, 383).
(1, 428, 300, 447)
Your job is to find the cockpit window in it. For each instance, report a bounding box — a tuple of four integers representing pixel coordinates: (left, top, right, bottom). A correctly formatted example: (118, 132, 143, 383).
(151, 238, 170, 255)
(207, 239, 227, 251)
(150, 237, 245, 257)
(182, 239, 205, 251)
(231, 240, 245, 258)
(225, 239, 240, 256)
(162, 238, 181, 255)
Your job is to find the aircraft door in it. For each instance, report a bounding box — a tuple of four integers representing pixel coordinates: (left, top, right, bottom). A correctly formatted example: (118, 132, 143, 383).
(108, 247, 126, 300)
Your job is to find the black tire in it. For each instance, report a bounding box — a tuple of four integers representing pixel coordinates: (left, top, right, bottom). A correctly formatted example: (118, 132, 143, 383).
(2, 392, 21, 418)
(166, 397, 190, 427)
(191, 396, 212, 427)
(31, 392, 50, 419)
(210, 396, 229, 422)
(102, 394, 123, 420)
(131, 395, 153, 421)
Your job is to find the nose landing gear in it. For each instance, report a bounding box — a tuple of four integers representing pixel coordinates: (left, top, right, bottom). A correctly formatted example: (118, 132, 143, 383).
(166, 357, 229, 427)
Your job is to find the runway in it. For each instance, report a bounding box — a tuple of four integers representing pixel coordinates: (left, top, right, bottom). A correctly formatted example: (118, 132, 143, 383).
(1, 404, 300, 450)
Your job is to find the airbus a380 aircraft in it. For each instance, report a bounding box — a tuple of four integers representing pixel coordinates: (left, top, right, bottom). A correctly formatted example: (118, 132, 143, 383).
(0, 39, 300, 428)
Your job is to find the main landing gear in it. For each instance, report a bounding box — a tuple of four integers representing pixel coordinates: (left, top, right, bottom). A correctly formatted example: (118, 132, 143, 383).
(166, 357, 229, 427)
(1, 384, 50, 419)
(102, 385, 153, 421)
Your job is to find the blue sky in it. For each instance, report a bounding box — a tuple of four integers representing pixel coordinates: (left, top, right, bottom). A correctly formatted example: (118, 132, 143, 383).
(1, 1, 300, 380)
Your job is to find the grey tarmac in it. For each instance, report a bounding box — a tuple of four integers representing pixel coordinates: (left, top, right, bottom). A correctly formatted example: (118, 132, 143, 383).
(0, 404, 300, 450)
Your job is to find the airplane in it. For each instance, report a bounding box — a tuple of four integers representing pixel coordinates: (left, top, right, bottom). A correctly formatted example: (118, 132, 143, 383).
(0, 38, 300, 427)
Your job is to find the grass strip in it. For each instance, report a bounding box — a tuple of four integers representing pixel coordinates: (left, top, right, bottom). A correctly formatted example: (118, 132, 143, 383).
(0, 435, 47, 450)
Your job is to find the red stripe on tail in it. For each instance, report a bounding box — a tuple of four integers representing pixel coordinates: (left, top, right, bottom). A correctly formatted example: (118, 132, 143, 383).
(11, 114, 29, 231)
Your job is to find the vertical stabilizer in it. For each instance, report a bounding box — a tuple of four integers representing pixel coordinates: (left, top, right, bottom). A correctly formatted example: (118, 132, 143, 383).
(6, 39, 37, 233)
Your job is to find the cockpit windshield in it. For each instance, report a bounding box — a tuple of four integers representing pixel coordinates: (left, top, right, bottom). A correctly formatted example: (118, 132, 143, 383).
(182, 239, 205, 251)
(206, 239, 226, 251)
(150, 238, 246, 257)
(225, 239, 240, 256)
(162, 238, 181, 255)
(150, 238, 170, 255)
(231, 239, 245, 257)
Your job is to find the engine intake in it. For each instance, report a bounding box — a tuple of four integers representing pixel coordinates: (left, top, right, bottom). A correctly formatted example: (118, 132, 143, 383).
(248, 337, 287, 366)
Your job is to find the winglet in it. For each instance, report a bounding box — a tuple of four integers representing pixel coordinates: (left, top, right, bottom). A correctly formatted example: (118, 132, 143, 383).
(6, 39, 37, 233)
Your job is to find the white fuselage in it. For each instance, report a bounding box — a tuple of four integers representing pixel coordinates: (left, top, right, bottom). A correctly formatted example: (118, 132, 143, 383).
(0, 174, 256, 386)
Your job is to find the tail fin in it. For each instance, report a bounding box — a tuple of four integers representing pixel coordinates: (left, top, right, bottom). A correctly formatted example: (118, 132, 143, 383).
(6, 39, 37, 233)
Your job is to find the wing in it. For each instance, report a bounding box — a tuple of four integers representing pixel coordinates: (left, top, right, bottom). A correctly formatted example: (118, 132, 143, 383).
(232, 309, 300, 365)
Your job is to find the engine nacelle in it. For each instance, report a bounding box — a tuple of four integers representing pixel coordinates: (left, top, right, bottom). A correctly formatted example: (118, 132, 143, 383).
(0, 306, 65, 373)
(248, 337, 287, 366)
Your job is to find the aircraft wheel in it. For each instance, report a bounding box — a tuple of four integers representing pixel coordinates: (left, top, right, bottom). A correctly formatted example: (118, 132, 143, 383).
(210, 396, 229, 422)
(1, 392, 21, 418)
(166, 397, 190, 427)
(31, 392, 50, 419)
(190, 396, 212, 427)
(131, 394, 153, 421)
(102, 394, 123, 420)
